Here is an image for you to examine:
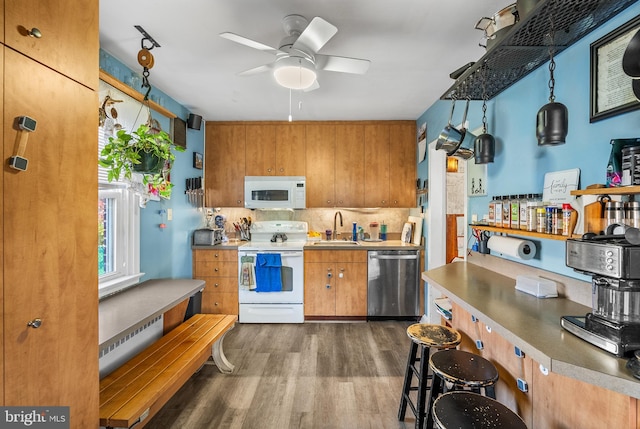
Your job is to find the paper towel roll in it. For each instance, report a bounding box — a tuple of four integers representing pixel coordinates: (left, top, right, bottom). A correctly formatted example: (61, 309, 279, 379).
(487, 235, 536, 260)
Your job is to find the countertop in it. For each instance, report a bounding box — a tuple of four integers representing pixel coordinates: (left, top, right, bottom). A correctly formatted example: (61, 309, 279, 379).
(423, 262, 640, 399)
(99, 278, 205, 348)
(193, 239, 422, 251)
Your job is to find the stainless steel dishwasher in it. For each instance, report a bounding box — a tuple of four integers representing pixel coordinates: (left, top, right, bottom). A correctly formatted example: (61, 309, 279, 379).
(367, 249, 420, 320)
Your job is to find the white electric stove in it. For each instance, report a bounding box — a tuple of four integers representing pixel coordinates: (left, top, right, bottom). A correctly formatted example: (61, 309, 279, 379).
(237, 221, 308, 323)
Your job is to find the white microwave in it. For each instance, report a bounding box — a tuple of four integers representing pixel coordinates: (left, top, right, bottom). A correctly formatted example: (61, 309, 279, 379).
(244, 176, 306, 209)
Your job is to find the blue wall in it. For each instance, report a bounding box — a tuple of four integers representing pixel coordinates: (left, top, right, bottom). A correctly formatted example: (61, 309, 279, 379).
(417, 4, 640, 280)
(100, 50, 205, 280)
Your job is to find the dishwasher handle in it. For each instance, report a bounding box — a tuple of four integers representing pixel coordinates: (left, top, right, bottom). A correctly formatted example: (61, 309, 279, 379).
(368, 252, 419, 260)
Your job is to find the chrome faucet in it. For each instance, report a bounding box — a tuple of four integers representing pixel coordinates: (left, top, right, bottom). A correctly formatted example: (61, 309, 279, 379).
(333, 211, 343, 240)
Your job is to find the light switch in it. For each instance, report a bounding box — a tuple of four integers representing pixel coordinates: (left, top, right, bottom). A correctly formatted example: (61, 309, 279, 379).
(167, 209, 173, 221)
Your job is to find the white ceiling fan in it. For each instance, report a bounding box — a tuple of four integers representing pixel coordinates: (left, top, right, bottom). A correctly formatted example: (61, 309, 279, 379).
(220, 14, 371, 91)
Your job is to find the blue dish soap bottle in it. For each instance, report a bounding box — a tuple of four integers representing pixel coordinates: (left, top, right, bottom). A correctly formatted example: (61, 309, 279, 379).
(352, 222, 357, 241)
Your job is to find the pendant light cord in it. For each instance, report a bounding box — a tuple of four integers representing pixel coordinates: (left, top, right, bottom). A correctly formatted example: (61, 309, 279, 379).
(481, 63, 489, 134)
(547, 2, 557, 103)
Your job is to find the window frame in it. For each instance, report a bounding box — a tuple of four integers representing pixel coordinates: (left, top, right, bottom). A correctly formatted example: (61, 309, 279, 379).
(98, 184, 143, 298)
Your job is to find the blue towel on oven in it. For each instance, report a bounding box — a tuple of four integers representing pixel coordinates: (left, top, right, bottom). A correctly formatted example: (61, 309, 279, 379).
(255, 253, 283, 292)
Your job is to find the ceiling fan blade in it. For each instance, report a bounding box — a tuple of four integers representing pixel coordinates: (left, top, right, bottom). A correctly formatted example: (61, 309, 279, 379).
(238, 63, 274, 76)
(292, 17, 337, 53)
(220, 32, 282, 55)
(315, 54, 371, 74)
(304, 80, 320, 92)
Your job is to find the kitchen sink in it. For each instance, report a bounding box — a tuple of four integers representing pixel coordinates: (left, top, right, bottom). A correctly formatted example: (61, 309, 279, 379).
(312, 240, 360, 246)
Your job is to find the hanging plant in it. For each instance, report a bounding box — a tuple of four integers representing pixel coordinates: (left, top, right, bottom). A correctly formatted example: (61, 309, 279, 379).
(99, 122, 185, 199)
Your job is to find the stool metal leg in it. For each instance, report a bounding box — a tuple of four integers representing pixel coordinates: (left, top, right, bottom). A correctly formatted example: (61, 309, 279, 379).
(398, 341, 436, 429)
(415, 345, 430, 429)
(426, 372, 443, 429)
(398, 341, 418, 421)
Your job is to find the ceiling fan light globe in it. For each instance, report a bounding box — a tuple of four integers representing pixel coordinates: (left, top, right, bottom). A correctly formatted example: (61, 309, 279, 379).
(274, 57, 316, 90)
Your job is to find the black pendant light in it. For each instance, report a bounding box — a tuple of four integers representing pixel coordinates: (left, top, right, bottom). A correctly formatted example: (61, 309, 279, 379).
(475, 63, 495, 164)
(537, 4, 568, 146)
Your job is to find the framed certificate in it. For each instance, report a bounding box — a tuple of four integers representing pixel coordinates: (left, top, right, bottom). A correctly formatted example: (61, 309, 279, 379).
(590, 15, 640, 122)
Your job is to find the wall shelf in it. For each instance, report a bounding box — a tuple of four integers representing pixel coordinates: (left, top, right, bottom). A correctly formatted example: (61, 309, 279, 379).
(99, 69, 177, 118)
(441, 0, 637, 100)
(470, 225, 575, 241)
(571, 186, 640, 196)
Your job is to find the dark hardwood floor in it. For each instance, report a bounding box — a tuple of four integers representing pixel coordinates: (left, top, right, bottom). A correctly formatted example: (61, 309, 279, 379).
(147, 321, 416, 429)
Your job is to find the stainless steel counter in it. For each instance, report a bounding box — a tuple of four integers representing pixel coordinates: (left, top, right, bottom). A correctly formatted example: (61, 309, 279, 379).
(99, 278, 205, 347)
(423, 262, 640, 399)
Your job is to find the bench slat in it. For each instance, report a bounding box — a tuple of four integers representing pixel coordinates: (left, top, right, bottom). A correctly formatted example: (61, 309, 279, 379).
(99, 314, 236, 428)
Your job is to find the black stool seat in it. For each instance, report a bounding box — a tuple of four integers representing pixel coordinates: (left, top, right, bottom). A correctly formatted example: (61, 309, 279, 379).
(433, 391, 528, 429)
(429, 349, 499, 391)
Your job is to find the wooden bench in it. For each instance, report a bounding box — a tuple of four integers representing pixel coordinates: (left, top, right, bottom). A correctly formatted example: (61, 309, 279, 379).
(99, 314, 237, 429)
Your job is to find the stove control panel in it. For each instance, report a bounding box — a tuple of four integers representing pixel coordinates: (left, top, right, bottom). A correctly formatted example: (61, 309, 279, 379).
(566, 239, 640, 279)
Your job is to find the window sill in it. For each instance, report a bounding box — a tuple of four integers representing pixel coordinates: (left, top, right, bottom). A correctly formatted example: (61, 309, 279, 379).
(99, 273, 145, 300)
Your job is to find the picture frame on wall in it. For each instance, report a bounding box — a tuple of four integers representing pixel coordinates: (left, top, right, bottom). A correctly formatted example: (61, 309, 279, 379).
(590, 15, 640, 122)
(193, 152, 203, 169)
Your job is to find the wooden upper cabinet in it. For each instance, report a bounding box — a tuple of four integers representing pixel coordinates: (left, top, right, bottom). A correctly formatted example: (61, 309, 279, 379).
(245, 124, 276, 176)
(305, 124, 336, 207)
(245, 124, 305, 176)
(335, 124, 365, 207)
(205, 123, 246, 207)
(389, 123, 417, 207)
(275, 124, 306, 176)
(364, 124, 391, 207)
(4, 0, 99, 89)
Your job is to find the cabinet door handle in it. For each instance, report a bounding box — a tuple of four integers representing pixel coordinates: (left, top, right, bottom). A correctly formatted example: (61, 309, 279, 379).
(28, 27, 42, 38)
(326, 284, 331, 289)
(27, 318, 42, 328)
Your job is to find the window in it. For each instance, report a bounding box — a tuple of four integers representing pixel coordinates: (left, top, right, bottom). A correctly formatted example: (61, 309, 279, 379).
(99, 122, 143, 298)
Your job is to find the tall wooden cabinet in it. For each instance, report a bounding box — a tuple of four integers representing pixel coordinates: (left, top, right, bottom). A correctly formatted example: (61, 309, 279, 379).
(305, 124, 336, 207)
(364, 124, 390, 207)
(205, 123, 246, 207)
(335, 124, 365, 207)
(2, 2, 99, 426)
(389, 123, 417, 207)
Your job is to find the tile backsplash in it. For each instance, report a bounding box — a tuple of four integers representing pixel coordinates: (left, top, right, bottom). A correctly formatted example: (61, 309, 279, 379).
(204, 207, 415, 239)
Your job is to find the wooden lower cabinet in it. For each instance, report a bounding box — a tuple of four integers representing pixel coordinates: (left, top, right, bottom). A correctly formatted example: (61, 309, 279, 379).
(451, 302, 637, 428)
(304, 250, 367, 317)
(193, 249, 238, 315)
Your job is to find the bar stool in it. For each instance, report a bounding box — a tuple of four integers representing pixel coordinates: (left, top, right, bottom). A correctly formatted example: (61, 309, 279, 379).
(430, 349, 499, 398)
(398, 324, 461, 429)
(426, 349, 499, 428)
(432, 391, 528, 429)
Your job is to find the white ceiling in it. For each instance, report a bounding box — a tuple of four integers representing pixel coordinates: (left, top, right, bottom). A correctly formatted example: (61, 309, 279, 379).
(99, 0, 510, 122)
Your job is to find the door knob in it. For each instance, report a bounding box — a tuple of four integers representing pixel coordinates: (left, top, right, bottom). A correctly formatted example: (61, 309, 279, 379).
(27, 318, 42, 328)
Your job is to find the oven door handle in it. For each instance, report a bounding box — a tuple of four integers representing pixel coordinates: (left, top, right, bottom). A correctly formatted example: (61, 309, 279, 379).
(240, 251, 304, 258)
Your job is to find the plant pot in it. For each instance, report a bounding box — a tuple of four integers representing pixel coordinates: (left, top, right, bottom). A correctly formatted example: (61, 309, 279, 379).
(133, 151, 164, 174)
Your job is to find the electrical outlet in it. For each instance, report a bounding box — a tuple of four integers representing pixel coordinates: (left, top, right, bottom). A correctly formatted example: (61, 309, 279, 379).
(167, 209, 173, 221)
(471, 214, 478, 222)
